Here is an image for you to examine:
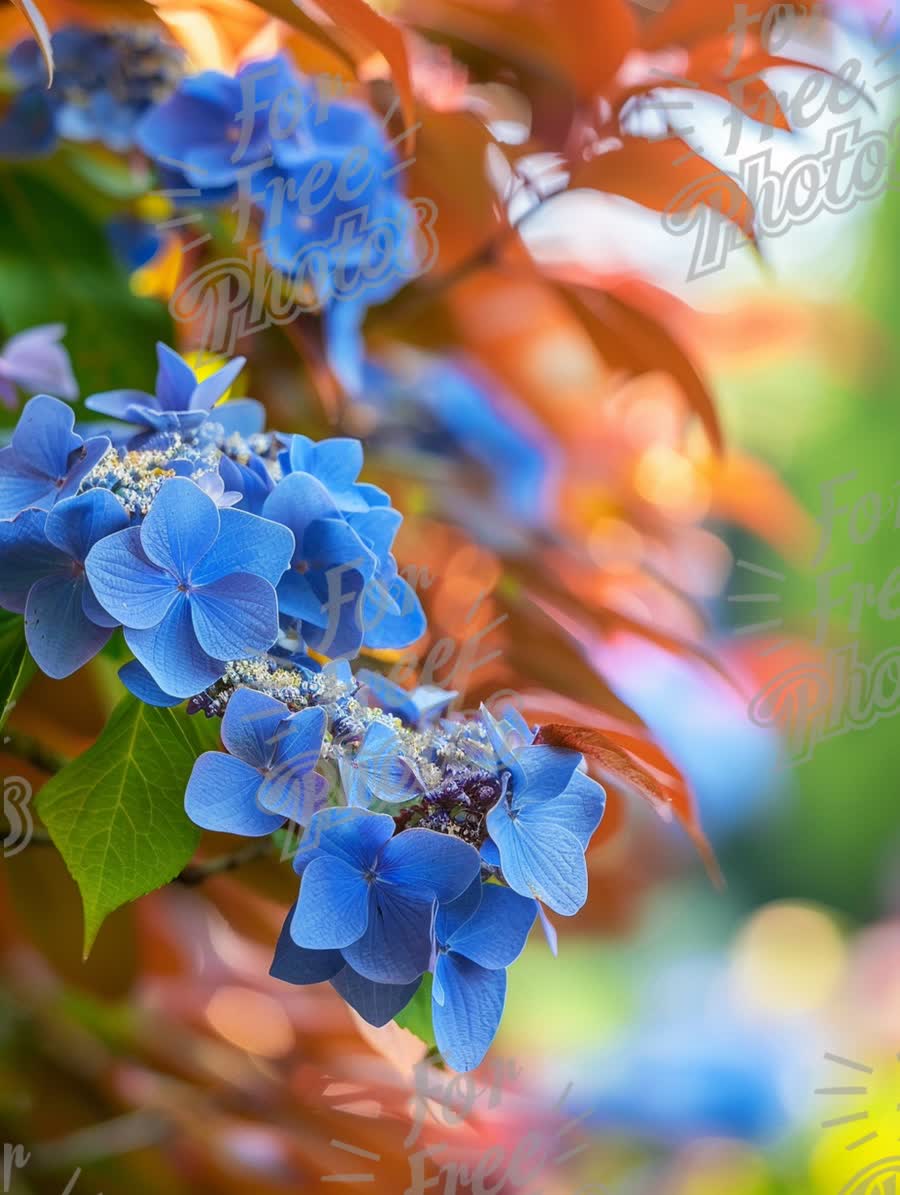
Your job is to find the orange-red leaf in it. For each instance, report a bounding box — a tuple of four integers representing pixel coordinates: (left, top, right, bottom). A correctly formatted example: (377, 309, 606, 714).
(570, 135, 755, 244)
(557, 281, 724, 453)
(311, 0, 416, 148)
(641, 0, 824, 52)
(536, 721, 721, 886)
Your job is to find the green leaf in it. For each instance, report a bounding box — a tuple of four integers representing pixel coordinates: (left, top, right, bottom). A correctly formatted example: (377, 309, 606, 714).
(37, 695, 206, 956)
(0, 170, 170, 399)
(394, 972, 436, 1049)
(0, 613, 36, 733)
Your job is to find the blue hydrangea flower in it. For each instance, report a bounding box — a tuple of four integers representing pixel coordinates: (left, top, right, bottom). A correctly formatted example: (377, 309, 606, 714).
(0, 395, 110, 521)
(262, 471, 378, 658)
(356, 669, 456, 727)
(289, 807, 481, 984)
(217, 452, 274, 515)
(137, 52, 420, 393)
(270, 875, 537, 1066)
(432, 879, 536, 1072)
(86, 343, 246, 441)
(0, 490, 128, 677)
(0, 26, 183, 158)
(270, 909, 421, 1028)
(278, 435, 375, 514)
(0, 324, 78, 409)
(186, 687, 327, 834)
(85, 477, 293, 697)
(338, 720, 423, 807)
(484, 736, 606, 916)
(136, 55, 312, 198)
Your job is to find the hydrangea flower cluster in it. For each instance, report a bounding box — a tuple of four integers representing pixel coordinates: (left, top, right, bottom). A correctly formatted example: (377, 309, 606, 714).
(0, 342, 424, 688)
(0, 339, 606, 1071)
(136, 52, 420, 390)
(0, 25, 184, 156)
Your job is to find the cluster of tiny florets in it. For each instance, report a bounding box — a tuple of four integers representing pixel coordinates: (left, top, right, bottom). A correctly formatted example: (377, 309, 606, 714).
(394, 768, 505, 845)
(81, 438, 222, 515)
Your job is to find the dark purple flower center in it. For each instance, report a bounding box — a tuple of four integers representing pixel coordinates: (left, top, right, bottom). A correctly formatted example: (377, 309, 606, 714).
(393, 768, 504, 846)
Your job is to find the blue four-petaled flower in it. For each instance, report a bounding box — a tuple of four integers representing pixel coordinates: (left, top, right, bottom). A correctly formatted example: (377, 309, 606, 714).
(0, 489, 129, 677)
(484, 737, 606, 916)
(0, 395, 110, 521)
(86, 343, 247, 443)
(186, 686, 327, 834)
(85, 477, 294, 697)
(431, 878, 536, 1072)
(289, 807, 481, 984)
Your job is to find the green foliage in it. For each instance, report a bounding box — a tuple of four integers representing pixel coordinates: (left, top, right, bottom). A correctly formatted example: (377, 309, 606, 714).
(37, 695, 207, 955)
(0, 612, 36, 733)
(0, 168, 170, 400)
(394, 972, 436, 1049)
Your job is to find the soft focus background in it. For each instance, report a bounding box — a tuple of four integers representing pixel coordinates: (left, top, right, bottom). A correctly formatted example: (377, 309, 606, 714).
(1, 1, 899, 1193)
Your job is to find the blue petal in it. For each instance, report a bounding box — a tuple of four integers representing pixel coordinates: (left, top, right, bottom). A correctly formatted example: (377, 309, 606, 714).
(125, 593, 224, 698)
(292, 807, 395, 876)
(66, 437, 111, 498)
(118, 660, 182, 707)
(485, 803, 588, 916)
(304, 516, 376, 579)
(433, 954, 506, 1073)
(271, 704, 326, 774)
(331, 966, 420, 1027)
(191, 507, 294, 587)
(25, 573, 112, 678)
(11, 394, 81, 476)
(220, 686, 288, 767)
(136, 78, 236, 170)
(140, 478, 220, 580)
(435, 878, 483, 945)
(348, 506, 402, 561)
(291, 855, 371, 949)
(85, 389, 156, 422)
(529, 769, 606, 851)
(45, 489, 129, 562)
(356, 669, 455, 726)
(0, 508, 66, 611)
(480, 838, 501, 869)
(509, 744, 582, 803)
(341, 887, 434, 984)
(276, 567, 327, 624)
(302, 569, 368, 658)
(263, 471, 339, 552)
(0, 447, 56, 519)
(258, 767, 327, 825)
(190, 355, 246, 411)
(380, 829, 482, 904)
(0, 323, 77, 401)
(185, 751, 284, 835)
(154, 344, 197, 411)
(338, 721, 422, 807)
(446, 884, 536, 969)
(362, 574, 426, 650)
(85, 526, 179, 628)
(270, 908, 344, 984)
(190, 572, 279, 659)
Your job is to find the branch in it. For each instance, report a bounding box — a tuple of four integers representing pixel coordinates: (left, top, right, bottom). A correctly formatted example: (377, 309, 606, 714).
(176, 839, 276, 885)
(2, 729, 67, 775)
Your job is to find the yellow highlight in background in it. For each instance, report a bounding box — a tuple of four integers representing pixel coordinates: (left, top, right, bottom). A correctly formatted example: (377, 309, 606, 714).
(810, 1057, 900, 1195)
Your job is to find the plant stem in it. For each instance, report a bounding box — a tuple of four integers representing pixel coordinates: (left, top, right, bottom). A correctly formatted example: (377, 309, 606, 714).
(1, 729, 67, 775)
(176, 839, 276, 885)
